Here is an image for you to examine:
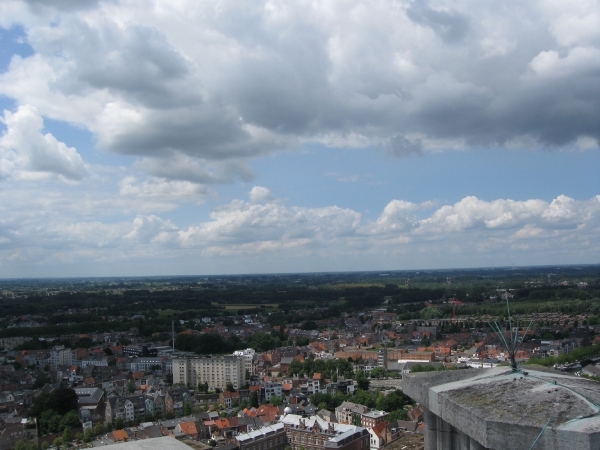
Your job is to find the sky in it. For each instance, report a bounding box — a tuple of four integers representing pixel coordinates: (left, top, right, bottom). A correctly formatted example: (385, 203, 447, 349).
(0, 0, 599, 277)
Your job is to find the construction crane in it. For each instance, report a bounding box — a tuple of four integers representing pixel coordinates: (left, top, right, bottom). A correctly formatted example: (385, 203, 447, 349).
(448, 297, 460, 322)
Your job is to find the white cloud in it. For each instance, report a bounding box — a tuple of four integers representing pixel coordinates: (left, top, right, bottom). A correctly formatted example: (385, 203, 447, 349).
(0, 105, 88, 181)
(0, 0, 598, 174)
(2, 188, 597, 276)
(118, 176, 209, 203)
(249, 186, 277, 204)
(0, 1, 599, 276)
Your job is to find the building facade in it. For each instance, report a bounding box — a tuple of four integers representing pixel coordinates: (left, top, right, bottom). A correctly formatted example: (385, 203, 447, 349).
(361, 411, 388, 429)
(49, 346, 75, 370)
(172, 355, 246, 390)
(282, 414, 369, 450)
(233, 348, 256, 375)
(236, 423, 287, 450)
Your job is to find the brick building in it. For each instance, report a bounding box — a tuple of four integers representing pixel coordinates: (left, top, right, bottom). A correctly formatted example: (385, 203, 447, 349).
(236, 423, 287, 450)
(360, 410, 388, 429)
(282, 414, 369, 450)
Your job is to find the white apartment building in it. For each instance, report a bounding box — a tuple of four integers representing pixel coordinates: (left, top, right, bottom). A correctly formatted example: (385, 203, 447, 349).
(172, 355, 245, 390)
(233, 348, 256, 375)
(50, 346, 75, 370)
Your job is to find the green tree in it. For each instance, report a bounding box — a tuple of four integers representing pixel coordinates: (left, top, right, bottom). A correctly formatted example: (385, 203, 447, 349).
(183, 401, 192, 416)
(248, 332, 281, 352)
(289, 359, 303, 377)
(48, 414, 62, 434)
(62, 427, 73, 444)
(92, 422, 104, 436)
(388, 409, 408, 421)
(54, 387, 79, 415)
(351, 413, 362, 426)
(126, 381, 135, 394)
(355, 371, 370, 390)
(270, 395, 283, 407)
(114, 417, 124, 430)
(60, 411, 80, 430)
(83, 429, 92, 443)
(370, 367, 386, 379)
(225, 382, 235, 392)
(352, 390, 377, 408)
(376, 390, 408, 412)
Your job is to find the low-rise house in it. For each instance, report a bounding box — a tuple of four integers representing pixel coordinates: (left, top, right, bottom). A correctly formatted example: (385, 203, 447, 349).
(368, 422, 385, 449)
(109, 429, 129, 442)
(105, 395, 147, 424)
(220, 390, 241, 407)
(149, 391, 165, 417)
(335, 402, 370, 424)
(165, 388, 191, 416)
(361, 410, 388, 429)
(175, 421, 204, 440)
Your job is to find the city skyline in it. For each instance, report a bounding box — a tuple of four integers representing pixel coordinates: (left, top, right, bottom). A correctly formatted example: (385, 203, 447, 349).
(0, 1, 599, 277)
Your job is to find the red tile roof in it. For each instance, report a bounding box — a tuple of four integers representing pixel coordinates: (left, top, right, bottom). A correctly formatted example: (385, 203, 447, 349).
(179, 422, 198, 435)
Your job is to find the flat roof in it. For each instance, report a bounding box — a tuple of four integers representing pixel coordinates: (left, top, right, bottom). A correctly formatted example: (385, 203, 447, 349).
(97, 436, 191, 450)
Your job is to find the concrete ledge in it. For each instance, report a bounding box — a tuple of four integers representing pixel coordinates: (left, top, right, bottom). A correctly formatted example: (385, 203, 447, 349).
(403, 366, 600, 450)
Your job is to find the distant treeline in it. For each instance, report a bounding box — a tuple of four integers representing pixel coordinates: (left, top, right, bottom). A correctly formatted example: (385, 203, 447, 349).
(1, 270, 598, 339)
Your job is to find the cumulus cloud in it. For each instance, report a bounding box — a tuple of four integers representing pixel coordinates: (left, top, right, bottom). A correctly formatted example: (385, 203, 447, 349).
(0, 187, 598, 274)
(0, 0, 597, 177)
(0, 1, 599, 275)
(0, 105, 87, 181)
(249, 186, 277, 204)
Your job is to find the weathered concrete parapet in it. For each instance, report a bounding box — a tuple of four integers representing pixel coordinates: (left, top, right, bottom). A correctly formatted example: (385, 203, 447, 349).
(403, 366, 600, 450)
